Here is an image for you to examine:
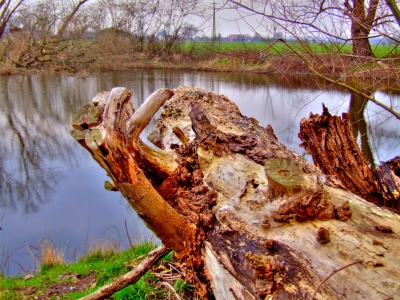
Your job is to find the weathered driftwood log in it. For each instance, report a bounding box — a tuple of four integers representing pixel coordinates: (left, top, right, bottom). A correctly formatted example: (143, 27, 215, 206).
(71, 86, 400, 300)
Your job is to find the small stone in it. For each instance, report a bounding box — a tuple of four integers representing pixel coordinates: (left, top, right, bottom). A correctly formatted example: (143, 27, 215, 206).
(316, 227, 330, 244)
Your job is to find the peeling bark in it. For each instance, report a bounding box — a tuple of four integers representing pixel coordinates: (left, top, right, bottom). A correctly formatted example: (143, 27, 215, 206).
(72, 86, 400, 300)
(298, 104, 400, 210)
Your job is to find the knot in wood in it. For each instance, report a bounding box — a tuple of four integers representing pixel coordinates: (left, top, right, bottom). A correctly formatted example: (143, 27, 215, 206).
(264, 158, 307, 199)
(261, 218, 270, 229)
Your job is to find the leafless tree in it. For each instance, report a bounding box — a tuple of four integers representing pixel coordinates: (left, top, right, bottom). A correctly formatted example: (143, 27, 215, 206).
(55, 0, 89, 39)
(159, 0, 202, 54)
(16, 0, 89, 40)
(96, 0, 127, 31)
(0, 0, 24, 38)
(118, 0, 161, 52)
(61, 5, 92, 39)
(223, 0, 400, 119)
(17, 0, 59, 40)
(80, 1, 109, 33)
(3, 0, 92, 70)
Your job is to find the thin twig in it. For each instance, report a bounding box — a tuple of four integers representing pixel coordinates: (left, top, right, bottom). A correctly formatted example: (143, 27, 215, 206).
(159, 281, 182, 300)
(311, 260, 363, 300)
(124, 219, 133, 248)
(79, 245, 171, 300)
(26, 245, 40, 272)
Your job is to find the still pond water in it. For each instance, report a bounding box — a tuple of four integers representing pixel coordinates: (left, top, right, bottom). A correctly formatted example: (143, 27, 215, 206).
(1, 70, 399, 275)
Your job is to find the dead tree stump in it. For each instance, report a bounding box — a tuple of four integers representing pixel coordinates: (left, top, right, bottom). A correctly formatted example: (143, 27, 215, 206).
(72, 86, 400, 300)
(299, 104, 400, 210)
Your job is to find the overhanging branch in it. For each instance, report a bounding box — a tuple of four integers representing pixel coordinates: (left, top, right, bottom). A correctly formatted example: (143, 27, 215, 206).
(276, 39, 400, 120)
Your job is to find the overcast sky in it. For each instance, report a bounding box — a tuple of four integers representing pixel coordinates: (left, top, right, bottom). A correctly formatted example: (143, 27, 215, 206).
(199, 0, 352, 39)
(200, 0, 264, 37)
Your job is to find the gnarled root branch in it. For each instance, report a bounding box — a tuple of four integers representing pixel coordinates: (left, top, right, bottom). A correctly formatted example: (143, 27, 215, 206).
(71, 87, 196, 253)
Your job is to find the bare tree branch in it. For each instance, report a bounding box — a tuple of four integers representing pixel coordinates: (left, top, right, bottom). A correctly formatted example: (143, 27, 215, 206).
(79, 245, 171, 300)
(0, 0, 24, 38)
(276, 38, 400, 119)
(386, 0, 400, 27)
(55, 0, 89, 39)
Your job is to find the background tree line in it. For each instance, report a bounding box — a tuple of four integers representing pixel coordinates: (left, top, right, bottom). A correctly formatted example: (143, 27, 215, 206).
(0, 0, 205, 72)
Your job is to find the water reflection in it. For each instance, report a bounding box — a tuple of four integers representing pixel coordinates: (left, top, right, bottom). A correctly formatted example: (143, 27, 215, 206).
(0, 74, 157, 275)
(0, 70, 399, 276)
(0, 76, 66, 215)
(349, 94, 376, 169)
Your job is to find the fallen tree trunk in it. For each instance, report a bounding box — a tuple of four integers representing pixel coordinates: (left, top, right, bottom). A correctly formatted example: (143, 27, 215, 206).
(71, 86, 400, 300)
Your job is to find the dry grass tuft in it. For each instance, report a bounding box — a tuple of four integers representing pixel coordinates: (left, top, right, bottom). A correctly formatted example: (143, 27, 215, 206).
(85, 240, 117, 261)
(40, 241, 64, 269)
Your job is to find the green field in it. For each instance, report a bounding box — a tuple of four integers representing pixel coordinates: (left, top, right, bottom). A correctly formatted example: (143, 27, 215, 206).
(181, 41, 398, 58)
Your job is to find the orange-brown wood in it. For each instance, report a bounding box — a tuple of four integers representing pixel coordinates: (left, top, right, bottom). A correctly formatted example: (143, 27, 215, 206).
(73, 87, 196, 253)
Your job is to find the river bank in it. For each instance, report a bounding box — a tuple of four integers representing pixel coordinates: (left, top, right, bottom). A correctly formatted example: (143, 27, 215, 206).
(0, 241, 195, 299)
(1, 37, 399, 92)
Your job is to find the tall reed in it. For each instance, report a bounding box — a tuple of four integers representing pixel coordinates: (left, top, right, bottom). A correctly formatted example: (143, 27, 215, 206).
(40, 241, 64, 271)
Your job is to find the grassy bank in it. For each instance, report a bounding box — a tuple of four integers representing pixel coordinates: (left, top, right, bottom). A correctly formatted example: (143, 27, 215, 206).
(1, 36, 398, 82)
(0, 241, 195, 299)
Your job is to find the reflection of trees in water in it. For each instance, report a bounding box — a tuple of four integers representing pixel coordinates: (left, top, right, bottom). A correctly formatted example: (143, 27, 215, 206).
(349, 93, 376, 170)
(349, 92, 400, 167)
(0, 76, 87, 216)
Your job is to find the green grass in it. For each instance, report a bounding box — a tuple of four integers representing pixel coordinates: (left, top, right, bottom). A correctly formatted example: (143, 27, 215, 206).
(0, 241, 188, 300)
(180, 41, 396, 57)
(372, 44, 400, 57)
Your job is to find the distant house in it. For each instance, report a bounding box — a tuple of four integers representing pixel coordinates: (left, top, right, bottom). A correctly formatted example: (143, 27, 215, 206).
(228, 34, 251, 42)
